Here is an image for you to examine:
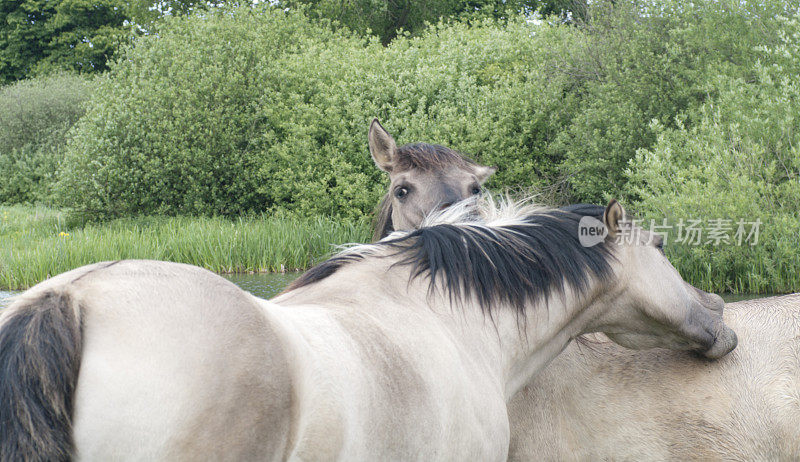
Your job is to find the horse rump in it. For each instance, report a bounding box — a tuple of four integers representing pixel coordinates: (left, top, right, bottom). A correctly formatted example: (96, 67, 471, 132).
(0, 290, 82, 462)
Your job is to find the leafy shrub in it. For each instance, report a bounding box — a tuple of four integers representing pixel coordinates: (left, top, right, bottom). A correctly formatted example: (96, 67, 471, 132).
(279, 0, 578, 45)
(59, 7, 575, 218)
(548, 0, 788, 204)
(59, 2, 795, 219)
(627, 12, 800, 293)
(59, 8, 386, 218)
(0, 73, 92, 204)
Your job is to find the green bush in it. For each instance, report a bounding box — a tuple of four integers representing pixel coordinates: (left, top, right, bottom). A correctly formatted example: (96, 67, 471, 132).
(548, 0, 787, 204)
(0, 73, 92, 204)
(627, 12, 800, 293)
(279, 0, 571, 45)
(58, 7, 393, 219)
(59, 2, 794, 218)
(58, 7, 573, 218)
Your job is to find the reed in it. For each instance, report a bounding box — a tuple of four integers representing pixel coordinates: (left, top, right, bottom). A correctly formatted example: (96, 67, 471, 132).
(1, 206, 795, 293)
(0, 206, 371, 290)
(664, 243, 799, 295)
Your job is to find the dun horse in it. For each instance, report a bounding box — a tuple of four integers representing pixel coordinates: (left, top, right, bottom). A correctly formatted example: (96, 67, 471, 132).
(367, 122, 798, 459)
(368, 118, 495, 241)
(508, 293, 800, 460)
(0, 198, 736, 460)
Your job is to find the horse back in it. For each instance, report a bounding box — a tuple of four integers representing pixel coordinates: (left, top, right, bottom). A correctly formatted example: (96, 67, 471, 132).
(38, 260, 295, 460)
(268, 279, 511, 460)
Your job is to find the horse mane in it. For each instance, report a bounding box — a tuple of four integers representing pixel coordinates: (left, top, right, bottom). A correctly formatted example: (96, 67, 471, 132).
(286, 197, 615, 316)
(372, 194, 394, 242)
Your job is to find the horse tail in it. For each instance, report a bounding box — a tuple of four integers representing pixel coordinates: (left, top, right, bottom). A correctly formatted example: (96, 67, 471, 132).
(0, 290, 83, 462)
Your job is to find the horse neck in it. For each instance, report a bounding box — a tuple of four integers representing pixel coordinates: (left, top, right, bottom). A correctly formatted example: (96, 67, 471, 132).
(275, 253, 607, 403)
(506, 288, 597, 400)
(431, 281, 602, 402)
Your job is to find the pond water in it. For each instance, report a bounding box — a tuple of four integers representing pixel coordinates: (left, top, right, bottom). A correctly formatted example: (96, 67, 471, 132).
(0, 290, 15, 308)
(222, 272, 302, 299)
(0, 275, 776, 309)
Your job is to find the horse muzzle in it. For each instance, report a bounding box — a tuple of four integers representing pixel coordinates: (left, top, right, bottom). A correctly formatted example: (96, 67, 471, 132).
(699, 322, 738, 359)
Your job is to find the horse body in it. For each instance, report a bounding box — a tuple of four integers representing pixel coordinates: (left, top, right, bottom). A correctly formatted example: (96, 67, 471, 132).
(32, 260, 504, 460)
(265, 269, 511, 460)
(8, 258, 552, 460)
(508, 294, 800, 461)
(0, 199, 737, 460)
(46, 261, 293, 461)
(364, 120, 797, 459)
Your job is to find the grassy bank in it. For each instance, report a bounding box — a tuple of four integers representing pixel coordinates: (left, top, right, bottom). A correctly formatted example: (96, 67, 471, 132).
(0, 206, 371, 290)
(1, 206, 796, 293)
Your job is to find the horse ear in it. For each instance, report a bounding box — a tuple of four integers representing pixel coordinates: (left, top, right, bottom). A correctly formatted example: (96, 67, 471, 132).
(474, 165, 496, 184)
(368, 118, 397, 173)
(603, 199, 625, 238)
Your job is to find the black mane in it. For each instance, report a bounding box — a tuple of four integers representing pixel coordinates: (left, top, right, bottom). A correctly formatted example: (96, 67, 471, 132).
(372, 194, 394, 242)
(286, 207, 614, 315)
(283, 254, 364, 293)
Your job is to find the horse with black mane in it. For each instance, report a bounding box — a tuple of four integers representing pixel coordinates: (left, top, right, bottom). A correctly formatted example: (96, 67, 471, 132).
(367, 120, 799, 460)
(0, 196, 735, 460)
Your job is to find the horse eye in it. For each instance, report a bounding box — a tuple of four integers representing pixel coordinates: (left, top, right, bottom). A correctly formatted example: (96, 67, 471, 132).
(395, 187, 409, 199)
(471, 186, 481, 195)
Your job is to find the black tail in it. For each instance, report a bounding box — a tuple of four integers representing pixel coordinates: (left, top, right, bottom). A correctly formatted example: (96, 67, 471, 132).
(0, 290, 83, 461)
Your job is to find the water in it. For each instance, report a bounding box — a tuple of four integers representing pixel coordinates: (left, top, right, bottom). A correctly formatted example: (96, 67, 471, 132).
(222, 272, 302, 299)
(0, 291, 15, 309)
(0, 280, 776, 309)
(720, 293, 769, 303)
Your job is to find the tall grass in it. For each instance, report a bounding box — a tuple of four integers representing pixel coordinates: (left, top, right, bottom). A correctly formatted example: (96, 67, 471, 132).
(0, 206, 371, 290)
(663, 244, 799, 295)
(1, 205, 794, 293)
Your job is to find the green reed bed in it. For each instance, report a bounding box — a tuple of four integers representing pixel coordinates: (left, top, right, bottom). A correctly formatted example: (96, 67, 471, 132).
(664, 244, 800, 295)
(0, 206, 371, 290)
(2, 206, 796, 293)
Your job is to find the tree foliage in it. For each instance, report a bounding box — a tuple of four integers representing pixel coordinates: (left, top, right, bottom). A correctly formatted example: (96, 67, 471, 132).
(544, 0, 788, 203)
(628, 12, 800, 292)
(57, 1, 797, 221)
(0, 0, 128, 82)
(281, 0, 583, 44)
(0, 0, 212, 83)
(58, 8, 386, 218)
(0, 73, 92, 203)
